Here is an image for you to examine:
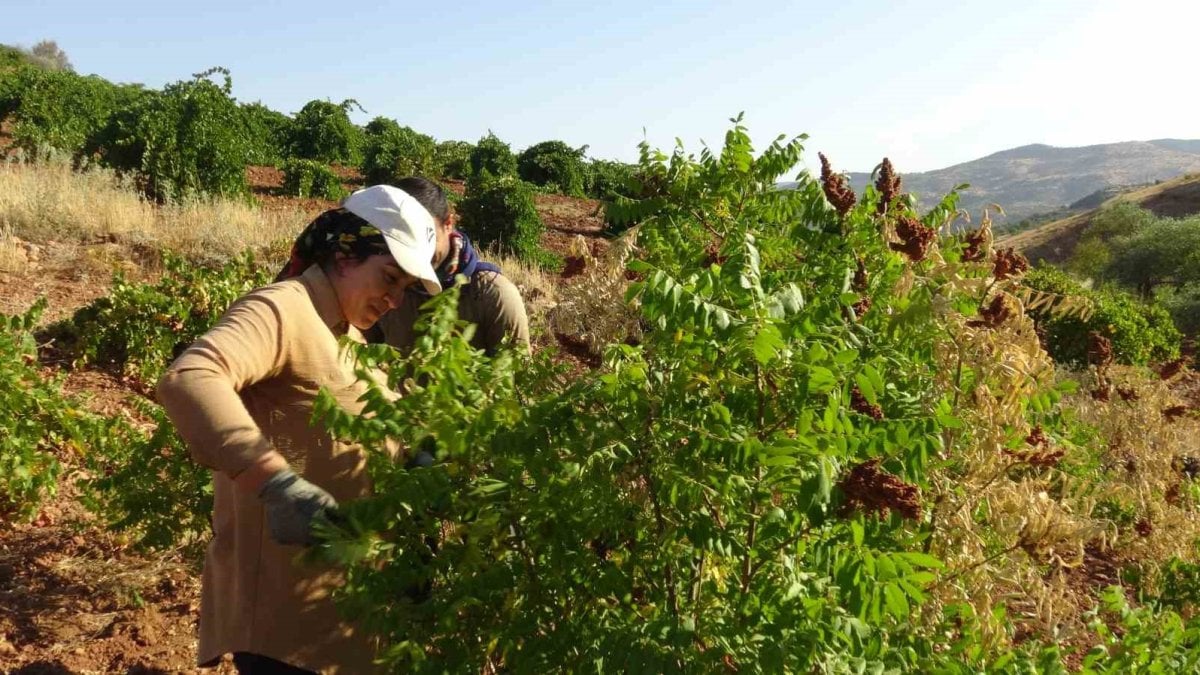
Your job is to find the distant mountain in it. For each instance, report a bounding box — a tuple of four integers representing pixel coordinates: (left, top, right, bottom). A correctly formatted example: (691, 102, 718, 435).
(842, 140, 1200, 224)
(1148, 139, 1200, 155)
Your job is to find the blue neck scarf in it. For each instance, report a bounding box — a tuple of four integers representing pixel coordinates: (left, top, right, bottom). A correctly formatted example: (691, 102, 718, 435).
(437, 232, 500, 289)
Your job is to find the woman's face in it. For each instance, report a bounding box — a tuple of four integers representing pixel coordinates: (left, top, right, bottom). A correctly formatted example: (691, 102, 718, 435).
(432, 215, 455, 268)
(330, 253, 418, 329)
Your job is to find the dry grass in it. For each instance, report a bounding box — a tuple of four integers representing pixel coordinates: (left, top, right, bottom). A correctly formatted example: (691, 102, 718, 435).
(0, 157, 307, 264)
(0, 225, 23, 273)
(481, 246, 559, 335)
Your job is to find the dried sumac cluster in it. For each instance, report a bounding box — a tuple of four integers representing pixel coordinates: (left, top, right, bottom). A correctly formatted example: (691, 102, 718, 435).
(819, 152, 857, 217)
(875, 158, 901, 215)
(1158, 357, 1187, 381)
(992, 248, 1030, 280)
(1135, 518, 1154, 537)
(851, 296, 872, 320)
(962, 227, 988, 262)
(853, 257, 869, 291)
(1003, 426, 1064, 468)
(838, 458, 921, 520)
(1163, 405, 1191, 422)
(890, 216, 936, 262)
(968, 294, 1015, 329)
(703, 241, 728, 267)
(850, 386, 884, 420)
(1089, 332, 1114, 368)
(561, 256, 587, 280)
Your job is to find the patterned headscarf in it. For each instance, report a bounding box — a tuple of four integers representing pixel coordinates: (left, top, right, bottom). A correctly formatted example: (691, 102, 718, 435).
(274, 208, 391, 282)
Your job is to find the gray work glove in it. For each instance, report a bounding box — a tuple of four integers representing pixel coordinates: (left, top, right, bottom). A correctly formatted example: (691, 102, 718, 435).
(258, 468, 338, 547)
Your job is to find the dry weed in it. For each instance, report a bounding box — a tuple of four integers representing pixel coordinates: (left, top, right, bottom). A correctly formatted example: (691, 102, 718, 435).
(915, 230, 1200, 647)
(547, 230, 643, 357)
(0, 157, 307, 263)
(0, 225, 24, 273)
(480, 247, 559, 335)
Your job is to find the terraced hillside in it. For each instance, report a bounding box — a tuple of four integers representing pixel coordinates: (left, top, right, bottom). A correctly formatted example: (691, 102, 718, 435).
(998, 173, 1200, 264)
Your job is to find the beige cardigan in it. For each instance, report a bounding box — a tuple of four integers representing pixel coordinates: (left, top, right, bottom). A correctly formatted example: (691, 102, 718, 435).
(158, 264, 391, 674)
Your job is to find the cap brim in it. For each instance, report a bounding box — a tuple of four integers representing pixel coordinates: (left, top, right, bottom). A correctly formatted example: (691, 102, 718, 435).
(382, 234, 442, 295)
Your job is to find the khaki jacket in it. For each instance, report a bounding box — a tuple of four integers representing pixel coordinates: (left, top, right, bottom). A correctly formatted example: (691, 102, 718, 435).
(157, 265, 390, 674)
(374, 270, 530, 355)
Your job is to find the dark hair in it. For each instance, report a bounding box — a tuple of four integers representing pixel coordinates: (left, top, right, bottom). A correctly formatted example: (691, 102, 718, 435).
(274, 207, 388, 282)
(391, 176, 450, 223)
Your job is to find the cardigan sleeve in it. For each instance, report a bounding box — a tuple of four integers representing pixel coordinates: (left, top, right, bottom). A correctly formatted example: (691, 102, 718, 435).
(157, 294, 288, 477)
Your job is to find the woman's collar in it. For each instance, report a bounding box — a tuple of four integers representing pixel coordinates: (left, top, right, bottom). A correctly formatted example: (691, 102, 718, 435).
(299, 264, 349, 334)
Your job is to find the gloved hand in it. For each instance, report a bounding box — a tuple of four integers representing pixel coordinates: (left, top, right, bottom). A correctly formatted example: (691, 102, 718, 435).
(258, 468, 338, 547)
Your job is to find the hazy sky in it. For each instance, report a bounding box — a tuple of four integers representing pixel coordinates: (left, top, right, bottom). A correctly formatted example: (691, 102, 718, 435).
(7, 0, 1196, 173)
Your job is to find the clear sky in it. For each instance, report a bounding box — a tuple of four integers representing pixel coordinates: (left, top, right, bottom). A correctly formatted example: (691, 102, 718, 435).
(6, 0, 1196, 173)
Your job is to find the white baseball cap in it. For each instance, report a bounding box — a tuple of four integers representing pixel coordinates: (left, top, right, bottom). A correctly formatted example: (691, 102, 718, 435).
(342, 185, 442, 295)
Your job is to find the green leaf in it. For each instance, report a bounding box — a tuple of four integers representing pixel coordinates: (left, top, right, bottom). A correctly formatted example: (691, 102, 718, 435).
(895, 552, 944, 569)
(854, 371, 877, 405)
(834, 349, 860, 365)
(883, 583, 909, 617)
(807, 366, 837, 394)
(752, 324, 784, 365)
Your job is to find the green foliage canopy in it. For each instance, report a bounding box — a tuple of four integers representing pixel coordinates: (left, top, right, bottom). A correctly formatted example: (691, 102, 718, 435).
(1023, 266, 1181, 366)
(457, 174, 545, 265)
(360, 116, 437, 185)
(89, 68, 251, 201)
(517, 139, 587, 196)
(469, 131, 517, 178)
(289, 98, 365, 165)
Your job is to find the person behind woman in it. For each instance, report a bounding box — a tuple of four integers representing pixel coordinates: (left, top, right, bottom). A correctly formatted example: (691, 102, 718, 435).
(369, 176, 530, 356)
(157, 185, 441, 674)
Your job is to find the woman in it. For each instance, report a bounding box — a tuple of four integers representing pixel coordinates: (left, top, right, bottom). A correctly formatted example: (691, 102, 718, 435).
(158, 185, 441, 674)
(370, 176, 530, 356)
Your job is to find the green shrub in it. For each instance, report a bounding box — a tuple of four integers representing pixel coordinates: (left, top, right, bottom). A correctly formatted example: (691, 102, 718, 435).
(457, 174, 544, 264)
(433, 140, 473, 180)
(89, 68, 250, 201)
(1161, 283, 1200, 336)
(64, 251, 270, 387)
(1105, 214, 1200, 298)
(313, 119, 969, 671)
(241, 101, 293, 165)
(79, 399, 212, 556)
(584, 158, 637, 200)
(517, 140, 587, 196)
(1023, 266, 1181, 366)
(1078, 587, 1200, 672)
(288, 99, 365, 165)
(468, 131, 517, 178)
(0, 299, 71, 519)
(281, 158, 347, 200)
(0, 65, 143, 157)
(360, 116, 437, 185)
